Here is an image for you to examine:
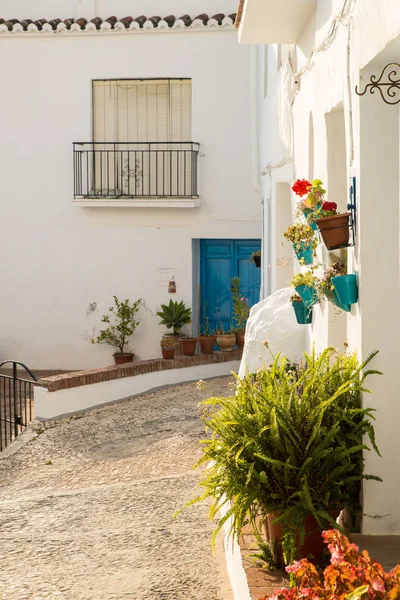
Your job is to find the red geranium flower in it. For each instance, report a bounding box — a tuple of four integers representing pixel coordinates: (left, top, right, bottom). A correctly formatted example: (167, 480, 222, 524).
(321, 201, 337, 212)
(292, 179, 312, 197)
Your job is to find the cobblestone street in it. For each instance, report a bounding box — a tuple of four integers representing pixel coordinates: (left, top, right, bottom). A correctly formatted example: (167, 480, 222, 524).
(0, 377, 234, 600)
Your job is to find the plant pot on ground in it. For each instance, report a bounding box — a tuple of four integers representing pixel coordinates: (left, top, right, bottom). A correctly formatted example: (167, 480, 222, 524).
(291, 293, 313, 325)
(181, 347, 381, 566)
(157, 299, 192, 357)
(215, 331, 236, 352)
(160, 337, 175, 360)
(179, 336, 197, 356)
(313, 202, 351, 250)
(91, 295, 142, 365)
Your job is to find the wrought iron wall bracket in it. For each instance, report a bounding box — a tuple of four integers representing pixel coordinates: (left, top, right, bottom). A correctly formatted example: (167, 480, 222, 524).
(355, 63, 400, 105)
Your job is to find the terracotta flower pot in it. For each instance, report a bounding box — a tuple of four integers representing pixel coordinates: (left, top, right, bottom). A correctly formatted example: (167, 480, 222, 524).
(161, 335, 182, 355)
(179, 338, 197, 356)
(216, 334, 236, 352)
(161, 349, 175, 360)
(315, 213, 351, 250)
(265, 510, 340, 566)
(198, 336, 216, 355)
(113, 353, 134, 365)
(235, 330, 245, 349)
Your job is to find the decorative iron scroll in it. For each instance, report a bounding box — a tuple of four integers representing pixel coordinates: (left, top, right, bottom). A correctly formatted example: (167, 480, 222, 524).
(355, 63, 400, 105)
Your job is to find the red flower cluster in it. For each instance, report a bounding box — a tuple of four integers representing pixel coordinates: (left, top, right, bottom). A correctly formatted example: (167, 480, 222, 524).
(321, 202, 337, 213)
(292, 179, 312, 197)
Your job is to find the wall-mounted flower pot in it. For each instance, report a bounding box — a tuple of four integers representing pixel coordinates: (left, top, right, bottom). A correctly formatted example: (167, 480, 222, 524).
(293, 242, 314, 266)
(323, 289, 350, 313)
(292, 301, 313, 325)
(315, 213, 351, 250)
(253, 255, 261, 268)
(303, 207, 321, 231)
(331, 274, 358, 308)
(179, 337, 197, 356)
(295, 284, 319, 308)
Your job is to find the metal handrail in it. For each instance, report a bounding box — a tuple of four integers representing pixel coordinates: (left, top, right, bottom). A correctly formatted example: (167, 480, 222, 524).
(0, 361, 38, 381)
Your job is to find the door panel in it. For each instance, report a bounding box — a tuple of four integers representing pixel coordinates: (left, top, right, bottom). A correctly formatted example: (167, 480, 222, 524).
(200, 239, 261, 335)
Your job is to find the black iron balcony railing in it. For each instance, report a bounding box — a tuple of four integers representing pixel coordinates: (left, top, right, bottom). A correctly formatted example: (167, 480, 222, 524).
(73, 142, 200, 199)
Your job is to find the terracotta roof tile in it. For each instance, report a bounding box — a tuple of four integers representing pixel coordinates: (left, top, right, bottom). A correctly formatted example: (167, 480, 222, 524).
(0, 13, 236, 33)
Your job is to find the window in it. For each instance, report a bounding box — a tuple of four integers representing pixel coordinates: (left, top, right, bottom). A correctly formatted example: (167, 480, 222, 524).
(92, 78, 192, 142)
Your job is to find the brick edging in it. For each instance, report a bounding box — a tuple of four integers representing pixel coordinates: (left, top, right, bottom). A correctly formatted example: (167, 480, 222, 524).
(36, 350, 242, 393)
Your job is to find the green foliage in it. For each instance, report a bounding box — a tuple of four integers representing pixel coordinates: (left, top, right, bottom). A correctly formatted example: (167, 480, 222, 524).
(94, 296, 142, 354)
(157, 299, 192, 335)
(291, 269, 318, 289)
(231, 277, 250, 331)
(187, 348, 382, 565)
(319, 262, 347, 301)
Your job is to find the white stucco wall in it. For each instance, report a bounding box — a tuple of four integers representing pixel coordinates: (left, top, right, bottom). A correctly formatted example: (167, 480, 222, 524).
(250, 0, 400, 533)
(0, 5, 261, 369)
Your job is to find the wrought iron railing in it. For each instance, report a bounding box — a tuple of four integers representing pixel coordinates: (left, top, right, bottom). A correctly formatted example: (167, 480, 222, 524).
(73, 142, 200, 199)
(0, 361, 37, 451)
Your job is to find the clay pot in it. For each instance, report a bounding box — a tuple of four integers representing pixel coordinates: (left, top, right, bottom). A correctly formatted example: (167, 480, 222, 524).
(235, 330, 245, 349)
(216, 334, 236, 352)
(179, 338, 197, 356)
(198, 336, 216, 355)
(161, 349, 175, 360)
(161, 335, 182, 355)
(113, 353, 134, 365)
(315, 213, 351, 250)
(265, 511, 340, 566)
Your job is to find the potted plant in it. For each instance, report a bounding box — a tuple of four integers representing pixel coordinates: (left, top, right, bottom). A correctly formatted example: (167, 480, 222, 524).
(231, 277, 250, 349)
(215, 324, 236, 352)
(198, 312, 216, 355)
(291, 293, 313, 325)
(319, 262, 350, 311)
(313, 201, 351, 250)
(92, 295, 142, 365)
(160, 337, 175, 360)
(183, 348, 381, 566)
(292, 178, 325, 230)
(332, 272, 358, 308)
(157, 300, 192, 355)
(283, 223, 317, 265)
(250, 249, 261, 268)
(291, 270, 319, 308)
(179, 334, 198, 356)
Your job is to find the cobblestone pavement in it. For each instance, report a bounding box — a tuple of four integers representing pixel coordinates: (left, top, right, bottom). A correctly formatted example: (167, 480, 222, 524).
(0, 377, 234, 600)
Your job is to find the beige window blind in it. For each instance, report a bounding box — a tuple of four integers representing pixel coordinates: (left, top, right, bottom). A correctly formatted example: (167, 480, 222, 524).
(93, 79, 192, 142)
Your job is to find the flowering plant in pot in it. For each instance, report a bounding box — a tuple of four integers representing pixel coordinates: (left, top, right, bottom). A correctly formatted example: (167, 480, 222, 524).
(260, 529, 400, 600)
(250, 249, 261, 268)
(313, 201, 351, 250)
(231, 277, 250, 349)
(283, 224, 317, 265)
(290, 293, 313, 325)
(160, 336, 175, 360)
(92, 296, 142, 365)
(292, 179, 325, 230)
(157, 299, 192, 355)
(180, 347, 381, 567)
(319, 262, 350, 312)
(290, 270, 319, 308)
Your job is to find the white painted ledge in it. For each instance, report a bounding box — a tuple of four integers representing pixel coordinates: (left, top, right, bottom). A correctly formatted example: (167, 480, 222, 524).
(35, 360, 239, 420)
(72, 197, 200, 208)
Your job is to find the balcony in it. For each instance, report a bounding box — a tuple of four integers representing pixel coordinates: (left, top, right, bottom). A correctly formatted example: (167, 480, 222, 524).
(237, 0, 317, 44)
(73, 142, 200, 207)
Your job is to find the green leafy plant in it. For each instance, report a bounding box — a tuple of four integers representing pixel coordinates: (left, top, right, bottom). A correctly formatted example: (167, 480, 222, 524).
(283, 224, 317, 254)
(231, 277, 250, 331)
(157, 299, 192, 336)
(199, 304, 214, 337)
(260, 529, 400, 599)
(181, 347, 381, 565)
(93, 296, 142, 354)
(290, 270, 318, 289)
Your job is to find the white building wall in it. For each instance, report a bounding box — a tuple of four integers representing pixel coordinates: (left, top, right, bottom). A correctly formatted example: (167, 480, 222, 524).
(255, 0, 400, 532)
(0, 8, 261, 369)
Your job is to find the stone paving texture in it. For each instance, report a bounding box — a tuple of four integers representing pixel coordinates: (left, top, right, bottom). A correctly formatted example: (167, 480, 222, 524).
(0, 377, 234, 600)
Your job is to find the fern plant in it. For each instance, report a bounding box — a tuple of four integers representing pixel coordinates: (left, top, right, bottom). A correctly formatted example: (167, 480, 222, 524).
(186, 348, 382, 565)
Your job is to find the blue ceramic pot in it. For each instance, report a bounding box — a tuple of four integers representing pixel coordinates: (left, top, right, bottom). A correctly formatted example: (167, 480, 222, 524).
(292, 301, 313, 325)
(295, 284, 319, 308)
(332, 274, 358, 307)
(293, 242, 314, 266)
(303, 206, 321, 231)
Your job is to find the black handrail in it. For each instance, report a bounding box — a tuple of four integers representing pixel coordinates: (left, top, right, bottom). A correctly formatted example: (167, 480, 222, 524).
(0, 360, 38, 382)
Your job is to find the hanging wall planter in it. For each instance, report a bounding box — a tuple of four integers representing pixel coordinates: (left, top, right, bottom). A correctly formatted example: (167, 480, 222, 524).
(251, 253, 261, 268)
(315, 213, 351, 250)
(295, 284, 319, 309)
(331, 274, 358, 308)
(292, 300, 313, 325)
(293, 241, 314, 266)
(303, 207, 321, 231)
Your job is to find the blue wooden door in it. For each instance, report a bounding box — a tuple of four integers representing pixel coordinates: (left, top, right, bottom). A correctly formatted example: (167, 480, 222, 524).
(200, 239, 261, 334)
